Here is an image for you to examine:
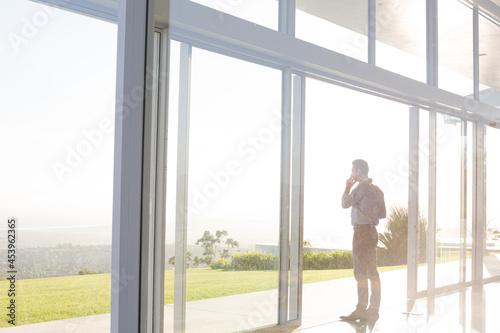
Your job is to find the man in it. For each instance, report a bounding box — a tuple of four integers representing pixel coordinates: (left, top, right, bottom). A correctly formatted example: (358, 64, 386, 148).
(340, 159, 386, 321)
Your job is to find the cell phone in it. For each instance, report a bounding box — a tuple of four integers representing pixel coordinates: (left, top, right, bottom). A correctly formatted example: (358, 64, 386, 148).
(355, 171, 360, 180)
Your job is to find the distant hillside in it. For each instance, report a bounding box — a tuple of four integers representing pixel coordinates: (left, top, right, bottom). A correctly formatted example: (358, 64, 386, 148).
(0, 224, 112, 248)
(0, 244, 111, 280)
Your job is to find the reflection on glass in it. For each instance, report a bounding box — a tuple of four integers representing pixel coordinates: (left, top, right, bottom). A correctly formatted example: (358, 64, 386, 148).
(465, 121, 473, 284)
(165, 40, 181, 333)
(376, 0, 426, 82)
(288, 74, 303, 322)
(296, 0, 368, 62)
(438, 0, 473, 96)
(435, 113, 464, 288)
(485, 126, 500, 279)
(479, 14, 500, 108)
(165, 45, 281, 332)
(190, 0, 278, 30)
(418, 110, 429, 292)
(0, 0, 116, 328)
(302, 78, 409, 323)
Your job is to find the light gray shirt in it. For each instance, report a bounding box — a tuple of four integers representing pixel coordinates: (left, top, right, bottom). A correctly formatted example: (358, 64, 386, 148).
(341, 178, 386, 226)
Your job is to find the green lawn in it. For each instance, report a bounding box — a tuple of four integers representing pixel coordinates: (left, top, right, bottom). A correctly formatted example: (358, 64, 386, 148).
(0, 265, 407, 328)
(0, 274, 111, 328)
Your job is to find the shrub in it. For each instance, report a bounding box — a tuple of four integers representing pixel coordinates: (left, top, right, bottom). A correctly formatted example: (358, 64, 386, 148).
(209, 258, 232, 269)
(209, 250, 353, 271)
(377, 205, 427, 266)
(230, 251, 278, 270)
(303, 250, 353, 270)
(78, 267, 98, 275)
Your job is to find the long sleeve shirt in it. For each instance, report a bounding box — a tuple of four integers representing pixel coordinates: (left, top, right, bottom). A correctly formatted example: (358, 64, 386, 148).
(341, 178, 386, 226)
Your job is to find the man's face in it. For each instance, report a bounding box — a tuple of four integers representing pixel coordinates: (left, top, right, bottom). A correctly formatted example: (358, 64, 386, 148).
(351, 166, 356, 179)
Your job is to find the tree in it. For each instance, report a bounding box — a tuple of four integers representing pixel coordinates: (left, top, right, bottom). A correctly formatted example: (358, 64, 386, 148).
(303, 240, 312, 252)
(195, 230, 238, 265)
(377, 205, 427, 266)
(170, 231, 240, 268)
(225, 237, 239, 249)
(168, 251, 195, 268)
(196, 231, 218, 260)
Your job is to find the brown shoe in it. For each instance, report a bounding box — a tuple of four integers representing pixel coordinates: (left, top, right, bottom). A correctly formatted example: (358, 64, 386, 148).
(340, 309, 366, 321)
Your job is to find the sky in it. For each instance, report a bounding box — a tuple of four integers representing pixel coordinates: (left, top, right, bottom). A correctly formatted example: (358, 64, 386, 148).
(1, 0, 499, 250)
(0, 0, 117, 231)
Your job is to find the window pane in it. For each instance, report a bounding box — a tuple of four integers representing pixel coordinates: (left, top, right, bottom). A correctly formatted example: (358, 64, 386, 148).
(435, 113, 465, 288)
(0, 0, 116, 329)
(189, 0, 278, 30)
(438, 0, 474, 96)
(418, 109, 429, 293)
(165, 45, 281, 332)
(376, 0, 426, 82)
(485, 126, 500, 279)
(466, 121, 473, 284)
(479, 14, 500, 108)
(296, 0, 368, 62)
(302, 78, 409, 323)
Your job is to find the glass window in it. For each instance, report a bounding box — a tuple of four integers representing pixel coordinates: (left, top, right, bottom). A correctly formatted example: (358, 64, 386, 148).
(189, 0, 278, 30)
(485, 126, 500, 279)
(418, 109, 429, 293)
(165, 44, 282, 332)
(296, 0, 368, 62)
(376, 0, 426, 82)
(435, 113, 466, 288)
(302, 78, 409, 323)
(465, 121, 473, 284)
(438, 0, 474, 96)
(0, 0, 116, 328)
(479, 14, 500, 108)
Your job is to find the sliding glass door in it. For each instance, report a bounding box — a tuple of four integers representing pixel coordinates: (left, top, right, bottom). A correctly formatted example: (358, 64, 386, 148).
(165, 42, 283, 333)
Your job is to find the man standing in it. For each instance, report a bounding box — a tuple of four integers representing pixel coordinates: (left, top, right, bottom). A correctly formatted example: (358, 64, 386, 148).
(340, 159, 386, 321)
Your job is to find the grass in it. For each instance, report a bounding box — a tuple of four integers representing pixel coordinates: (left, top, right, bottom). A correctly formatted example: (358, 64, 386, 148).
(0, 264, 409, 327)
(0, 274, 110, 328)
(166, 265, 408, 304)
(166, 269, 279, 304)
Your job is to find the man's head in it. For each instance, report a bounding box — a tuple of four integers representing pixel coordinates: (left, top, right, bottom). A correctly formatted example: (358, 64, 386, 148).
(352, 159, 369, 180)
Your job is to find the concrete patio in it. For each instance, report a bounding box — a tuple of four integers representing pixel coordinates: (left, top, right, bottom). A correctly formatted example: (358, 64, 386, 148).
(1, 258, 500, 333)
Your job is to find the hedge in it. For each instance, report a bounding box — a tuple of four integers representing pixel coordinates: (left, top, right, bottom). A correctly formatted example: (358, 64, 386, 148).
(229, 251, 279, 270)
(209, 250, 353, 270)
(302, 250, 352, 270)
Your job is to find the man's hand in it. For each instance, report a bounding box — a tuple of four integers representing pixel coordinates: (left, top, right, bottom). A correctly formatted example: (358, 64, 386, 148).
(346, 176, 356, 187)
(345, 177, 356, 194)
